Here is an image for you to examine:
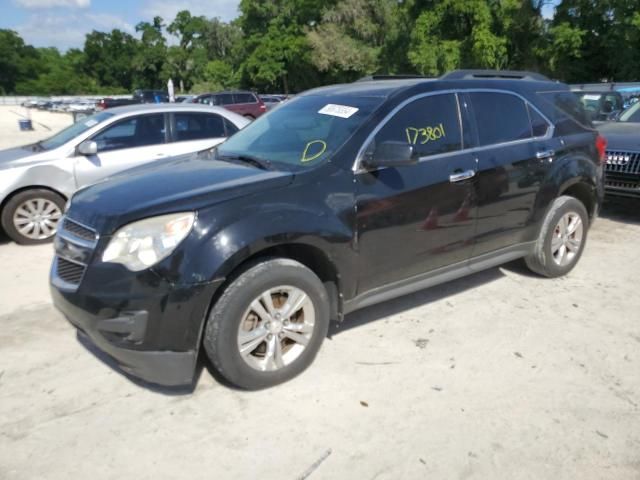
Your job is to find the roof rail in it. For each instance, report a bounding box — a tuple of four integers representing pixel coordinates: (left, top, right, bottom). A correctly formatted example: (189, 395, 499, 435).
(441, 69, 551, 82)
(356, 74, 428, 82)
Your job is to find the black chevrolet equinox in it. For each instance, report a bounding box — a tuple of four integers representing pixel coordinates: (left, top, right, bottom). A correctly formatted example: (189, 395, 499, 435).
(51, 70, 606, 389)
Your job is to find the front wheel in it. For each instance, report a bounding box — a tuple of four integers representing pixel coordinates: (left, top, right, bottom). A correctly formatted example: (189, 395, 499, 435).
(203, 258, 330, 389)
(525, 195, 589, 278)
(1, 189, 65, 245)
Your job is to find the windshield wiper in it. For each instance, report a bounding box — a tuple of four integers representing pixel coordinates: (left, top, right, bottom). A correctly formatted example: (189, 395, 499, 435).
(217, 154, 272, 171)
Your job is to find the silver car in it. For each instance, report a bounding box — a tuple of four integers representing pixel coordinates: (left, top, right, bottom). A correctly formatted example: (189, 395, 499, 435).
(0, 104, 249, 244)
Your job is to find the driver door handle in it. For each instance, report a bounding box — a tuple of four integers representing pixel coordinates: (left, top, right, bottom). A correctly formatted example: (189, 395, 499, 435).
(536, 149, 555, 159)
(449, 169, 475, 183)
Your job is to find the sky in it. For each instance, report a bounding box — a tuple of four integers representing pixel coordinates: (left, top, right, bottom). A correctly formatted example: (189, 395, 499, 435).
(1, 0, 241, 50)
(1, 0, 558, 51)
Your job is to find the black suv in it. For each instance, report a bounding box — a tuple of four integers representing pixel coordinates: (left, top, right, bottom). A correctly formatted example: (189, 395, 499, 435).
(50, 70, 605, 390)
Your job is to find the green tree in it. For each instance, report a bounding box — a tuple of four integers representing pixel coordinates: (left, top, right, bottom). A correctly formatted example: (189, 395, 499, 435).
(133, 16, 167, 89)
(307, 0, 402, 81)
(0, 29, 41, 94)
(83, 29, 138, 90)
(407, 0, 508, 76)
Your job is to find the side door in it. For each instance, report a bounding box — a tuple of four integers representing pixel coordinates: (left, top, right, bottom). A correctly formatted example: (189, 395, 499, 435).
(164, 112, 231, 156)
(355, 93, 478, 294)
(73, 113, 168, 188)
(465, 91, 557, 258)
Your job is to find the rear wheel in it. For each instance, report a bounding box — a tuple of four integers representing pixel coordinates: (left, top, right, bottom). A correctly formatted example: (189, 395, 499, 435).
(525, 195, 589, 278)
(1, 189, 65, 245)
(243, 114, 255, 120)
(203, 258, 330, 389)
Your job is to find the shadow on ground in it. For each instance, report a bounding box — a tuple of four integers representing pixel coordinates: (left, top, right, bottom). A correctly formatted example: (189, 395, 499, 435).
(331, 266, 505, 336)
(600, 197, 640, 225)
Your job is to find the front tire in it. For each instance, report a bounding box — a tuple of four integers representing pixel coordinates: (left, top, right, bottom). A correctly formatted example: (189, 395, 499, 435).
(525, 195, 589, 278)
(203, 258, 330, 390)
(1, 189, 65, 245)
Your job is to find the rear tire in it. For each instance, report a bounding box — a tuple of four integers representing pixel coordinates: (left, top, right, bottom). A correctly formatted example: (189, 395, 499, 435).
(525, 195, 589, 278)
(203, 258, 330, 390)
(1, 189, 65, 245)
(243, 114, 255, 120)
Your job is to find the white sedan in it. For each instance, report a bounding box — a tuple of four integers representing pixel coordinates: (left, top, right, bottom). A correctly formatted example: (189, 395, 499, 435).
(0, 104, 249, 244)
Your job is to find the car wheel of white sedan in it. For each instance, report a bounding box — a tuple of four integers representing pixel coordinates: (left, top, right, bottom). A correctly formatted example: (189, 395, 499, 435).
(1, 189, 65, 245)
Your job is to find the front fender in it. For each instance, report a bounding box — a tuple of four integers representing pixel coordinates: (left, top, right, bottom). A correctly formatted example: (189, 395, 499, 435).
(152, 171, 358, 296)
(0, 162, 75, 204)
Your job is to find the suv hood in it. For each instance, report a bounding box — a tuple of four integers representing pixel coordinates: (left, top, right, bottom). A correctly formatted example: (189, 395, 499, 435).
(68, 152, 294, 234)
(597, 123, 640, 151)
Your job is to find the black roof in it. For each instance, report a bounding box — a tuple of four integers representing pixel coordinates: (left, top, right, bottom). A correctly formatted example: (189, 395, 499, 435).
(302, 70, 561, 99)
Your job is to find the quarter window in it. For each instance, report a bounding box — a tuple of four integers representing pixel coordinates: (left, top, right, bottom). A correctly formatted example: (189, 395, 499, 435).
(373, 94, 462, 157)
(469, 92, 531, 146)
(527, 104, 550, 137)
(174, 113, 226, 141)
(92, 114, 165, 152)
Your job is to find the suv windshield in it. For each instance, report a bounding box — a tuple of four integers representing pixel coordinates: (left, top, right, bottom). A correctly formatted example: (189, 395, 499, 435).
(619, 102, 640, 122)
(217, 95, 384, 170)
(39, 111, 114, 151)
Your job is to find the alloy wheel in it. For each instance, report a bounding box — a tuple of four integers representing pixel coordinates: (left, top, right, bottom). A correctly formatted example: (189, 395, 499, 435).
(12, 198, 62, 240)
(551, 211, 583, 266)
(237, 285, 315, 372)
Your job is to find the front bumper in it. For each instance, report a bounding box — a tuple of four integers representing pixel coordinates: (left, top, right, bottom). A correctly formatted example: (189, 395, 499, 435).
(51, 264, 223, 387)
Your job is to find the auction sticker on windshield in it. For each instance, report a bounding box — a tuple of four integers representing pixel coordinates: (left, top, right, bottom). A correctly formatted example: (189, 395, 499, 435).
(318, 104, 359, 118)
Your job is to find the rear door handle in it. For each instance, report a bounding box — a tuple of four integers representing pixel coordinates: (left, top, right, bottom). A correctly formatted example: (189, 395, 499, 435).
(536, 150, 555, 159)
(449, 169, 475, 183)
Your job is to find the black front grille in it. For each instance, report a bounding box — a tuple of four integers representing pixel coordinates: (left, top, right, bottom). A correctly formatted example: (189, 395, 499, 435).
(605, 150, 640, 176)
(62, 218, 97, 241)
(56, 257, 86, 285)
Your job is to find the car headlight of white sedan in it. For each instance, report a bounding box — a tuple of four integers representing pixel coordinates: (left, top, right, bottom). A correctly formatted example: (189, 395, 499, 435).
(102, 212, 195, 271)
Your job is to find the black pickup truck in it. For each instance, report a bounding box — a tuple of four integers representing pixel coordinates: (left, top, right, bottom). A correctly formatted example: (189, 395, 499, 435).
(52, 70, 605, 390)
(96, 90, 169, 110)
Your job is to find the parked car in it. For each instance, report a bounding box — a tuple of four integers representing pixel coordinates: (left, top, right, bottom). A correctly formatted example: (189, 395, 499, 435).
(597, 101, 640, 198)
(574, 90, 624, 122)
(96, 90, 169, 110)
(0, 104, 248, 244)
(51, 70, 604, 390)
(259, 94, 285, 111)
(193, 90, 267, 119)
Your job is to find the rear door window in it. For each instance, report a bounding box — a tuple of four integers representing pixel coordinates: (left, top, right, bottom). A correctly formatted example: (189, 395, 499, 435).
(92, 114, 165, 152)
(373, 93, 463, 157)
(174, 113, 226, 141)
(218, 93, 235, 105)
(234, 93, 255, 104)
(468, 92, 532, 146)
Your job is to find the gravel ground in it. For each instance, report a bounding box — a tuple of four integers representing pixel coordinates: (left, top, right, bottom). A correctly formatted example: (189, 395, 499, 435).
(0, 107, 639, 480)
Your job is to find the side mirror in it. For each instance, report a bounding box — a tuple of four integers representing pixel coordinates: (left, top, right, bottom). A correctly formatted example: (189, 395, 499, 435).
(362, 141, 418, 169)
(77, 140, 97, 156)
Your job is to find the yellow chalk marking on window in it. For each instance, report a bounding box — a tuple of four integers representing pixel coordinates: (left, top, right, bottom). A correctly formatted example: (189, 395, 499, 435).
(301, 140, 327, 162)
(405, 123, 446, 145)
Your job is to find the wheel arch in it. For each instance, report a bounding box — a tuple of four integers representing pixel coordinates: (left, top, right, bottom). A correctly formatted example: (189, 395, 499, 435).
(212, 242, 343, 323)
(0, 185, 68, 219)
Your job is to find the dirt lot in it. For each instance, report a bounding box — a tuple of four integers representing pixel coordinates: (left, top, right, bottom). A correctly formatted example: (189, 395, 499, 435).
(0, 108, 639, 480)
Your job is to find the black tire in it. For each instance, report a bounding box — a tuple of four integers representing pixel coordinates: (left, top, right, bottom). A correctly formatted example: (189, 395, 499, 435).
(525, 195, 589, 278)
(203, 258, 330, 390)
(243, 114, 255, 120)
(1, 189, 66, 245)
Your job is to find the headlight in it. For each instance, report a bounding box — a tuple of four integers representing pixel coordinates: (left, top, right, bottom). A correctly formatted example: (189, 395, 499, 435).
(102, 212, 195, 271)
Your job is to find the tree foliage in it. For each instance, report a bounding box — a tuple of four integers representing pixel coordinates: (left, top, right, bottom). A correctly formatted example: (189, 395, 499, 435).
(2, 1, 640, 95)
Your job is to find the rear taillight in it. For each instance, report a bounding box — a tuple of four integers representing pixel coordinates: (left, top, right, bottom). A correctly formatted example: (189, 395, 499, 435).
(596, 135, 607, 164)
(259, 103, 266, 112)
